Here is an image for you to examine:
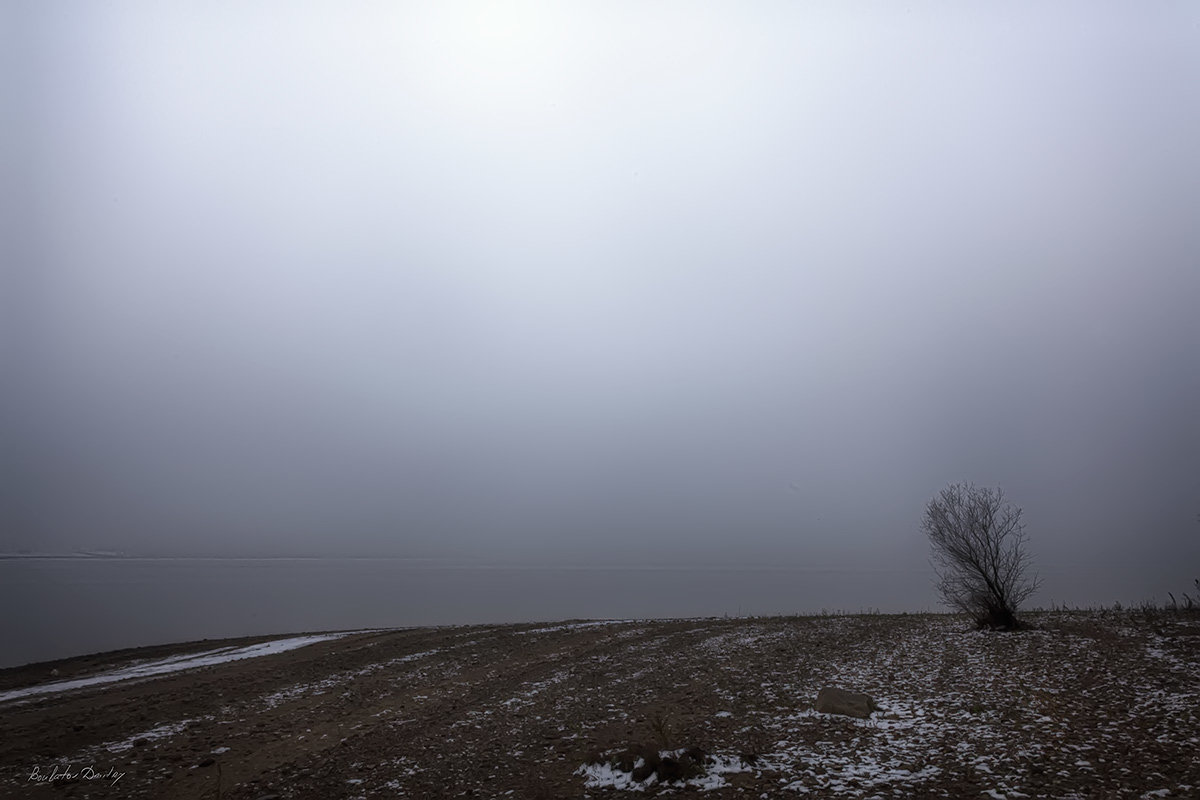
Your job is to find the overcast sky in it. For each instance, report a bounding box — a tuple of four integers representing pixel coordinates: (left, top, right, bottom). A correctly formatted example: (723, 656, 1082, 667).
(4, 2, 1198, 573)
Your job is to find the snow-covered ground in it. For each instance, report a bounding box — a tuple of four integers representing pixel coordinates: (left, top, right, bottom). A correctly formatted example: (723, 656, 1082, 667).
(568, 613, 1200, 797)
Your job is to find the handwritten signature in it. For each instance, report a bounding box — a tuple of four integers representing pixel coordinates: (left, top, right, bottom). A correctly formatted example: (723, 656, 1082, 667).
(29, 764, 125, 786)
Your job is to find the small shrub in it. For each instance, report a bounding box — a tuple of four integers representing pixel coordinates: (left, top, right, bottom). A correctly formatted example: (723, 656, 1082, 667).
(1159, 579, 1200, 615)
(1180, 578, 1199, 611)
(648, 711, 673, 749)
(739, 724, 771, 765)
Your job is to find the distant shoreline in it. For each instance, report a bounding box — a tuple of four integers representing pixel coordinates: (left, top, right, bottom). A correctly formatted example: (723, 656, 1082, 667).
(0, 554, 452, 561)
(0, 552, 127, 560)
(0, 554, 928, 571)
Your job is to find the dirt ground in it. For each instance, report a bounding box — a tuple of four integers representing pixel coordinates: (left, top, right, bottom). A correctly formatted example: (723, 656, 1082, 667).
(1, 610, 1197, 799)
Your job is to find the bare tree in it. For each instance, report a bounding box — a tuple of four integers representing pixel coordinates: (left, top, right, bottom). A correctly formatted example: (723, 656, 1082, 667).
(921, 482, 1039, 629)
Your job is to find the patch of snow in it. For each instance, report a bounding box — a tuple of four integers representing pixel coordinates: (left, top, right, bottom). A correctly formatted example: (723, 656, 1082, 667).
(576, 761, 650, 792)
(0, 634, 353, 703)
(577, 750, 756, 792)
(104, 719, 198, 752)
(515, 620, 631, 636)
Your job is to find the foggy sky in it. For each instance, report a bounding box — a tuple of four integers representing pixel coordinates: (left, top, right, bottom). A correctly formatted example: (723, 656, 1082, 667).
(4, 2, 1198, 576)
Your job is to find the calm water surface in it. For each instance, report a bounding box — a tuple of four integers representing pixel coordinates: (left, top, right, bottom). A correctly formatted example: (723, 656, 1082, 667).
(0, 558, 1183, 668)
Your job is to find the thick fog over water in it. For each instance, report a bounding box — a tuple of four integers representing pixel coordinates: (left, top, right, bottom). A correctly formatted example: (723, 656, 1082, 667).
(4, 3, 1199, 601)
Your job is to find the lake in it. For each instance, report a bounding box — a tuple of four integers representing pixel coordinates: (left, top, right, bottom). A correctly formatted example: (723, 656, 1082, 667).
(0, 557, 1183, 668)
